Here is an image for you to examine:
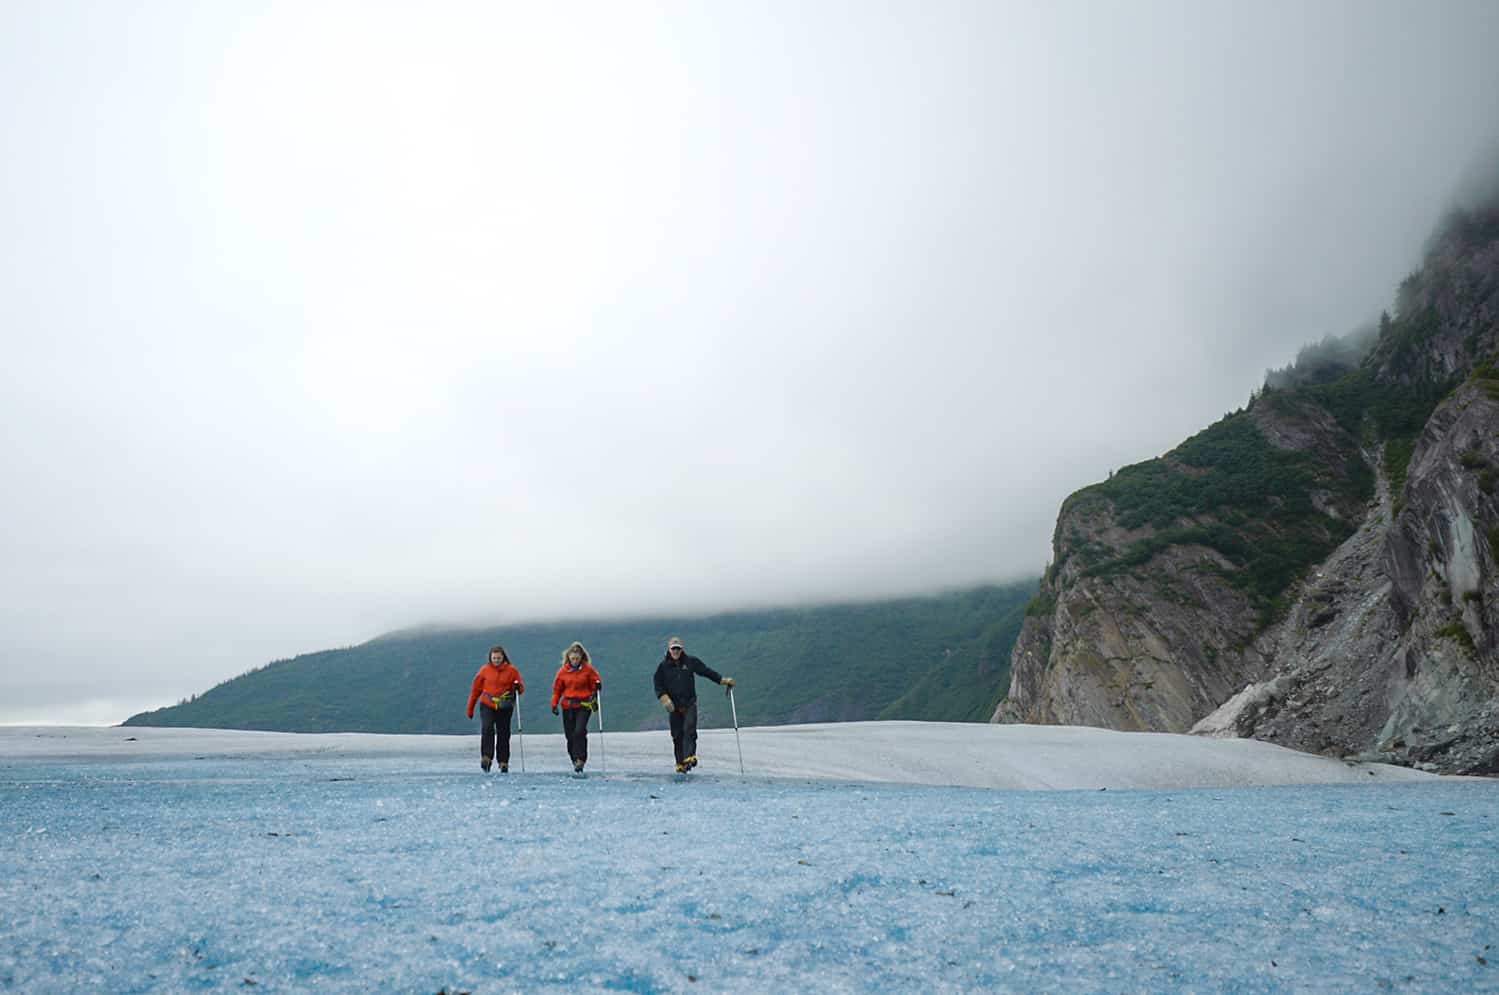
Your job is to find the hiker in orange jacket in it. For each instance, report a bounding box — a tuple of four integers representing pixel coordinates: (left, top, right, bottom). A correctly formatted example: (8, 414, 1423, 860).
(467, 645, 524, 772)
(550, 641, 601, 773)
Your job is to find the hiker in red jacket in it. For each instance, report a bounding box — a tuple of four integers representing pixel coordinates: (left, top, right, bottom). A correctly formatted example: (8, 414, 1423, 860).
(550, 641, 601, 773)
(466, 645, 524, 772)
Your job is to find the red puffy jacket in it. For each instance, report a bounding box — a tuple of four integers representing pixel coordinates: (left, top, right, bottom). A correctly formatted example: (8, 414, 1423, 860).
(551, 662, 601, 709)
(467, 662, 524, 718)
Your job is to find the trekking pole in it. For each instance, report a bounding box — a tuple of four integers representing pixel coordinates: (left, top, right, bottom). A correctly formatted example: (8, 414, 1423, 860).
(728, 685, 745, 775)
(596, 686, 606, 775)
(514, 685, 525, 773)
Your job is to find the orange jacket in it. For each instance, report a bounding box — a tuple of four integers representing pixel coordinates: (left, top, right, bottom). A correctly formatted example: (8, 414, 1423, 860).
(551, 662, 602, 709)
(467, 662, 525, 717)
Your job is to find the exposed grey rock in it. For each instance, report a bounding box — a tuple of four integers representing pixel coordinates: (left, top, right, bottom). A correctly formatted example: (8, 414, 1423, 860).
(998, 206, 1499, 775)
(1190, 676, 1289, 738)
(995, 504, 1271, 734)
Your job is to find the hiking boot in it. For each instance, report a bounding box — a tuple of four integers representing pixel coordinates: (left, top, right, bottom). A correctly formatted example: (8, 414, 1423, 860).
(481, 756, 492, 772)
(675, 762, 686, 773)
(684, 754, 698, 770)
(499, 763, 509, 773)
(574, 759, 585, 773)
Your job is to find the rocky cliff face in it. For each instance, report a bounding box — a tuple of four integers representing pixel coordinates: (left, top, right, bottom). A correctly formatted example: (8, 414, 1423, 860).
(996, 205, 1499, 775)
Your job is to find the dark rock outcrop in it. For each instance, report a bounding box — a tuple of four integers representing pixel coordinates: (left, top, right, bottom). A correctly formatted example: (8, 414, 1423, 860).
(998, 203, 1499, 774)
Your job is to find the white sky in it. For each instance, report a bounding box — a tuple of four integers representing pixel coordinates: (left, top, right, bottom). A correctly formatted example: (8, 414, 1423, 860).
(4, 1, 1499, 724)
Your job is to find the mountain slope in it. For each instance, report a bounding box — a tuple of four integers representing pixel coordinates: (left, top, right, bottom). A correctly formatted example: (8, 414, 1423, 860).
(124, 582, 1035, 734)
(998, 199, 1499, 775)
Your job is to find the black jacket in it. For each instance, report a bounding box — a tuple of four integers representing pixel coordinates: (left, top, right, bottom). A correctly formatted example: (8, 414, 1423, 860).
(653, 653, 723, 707)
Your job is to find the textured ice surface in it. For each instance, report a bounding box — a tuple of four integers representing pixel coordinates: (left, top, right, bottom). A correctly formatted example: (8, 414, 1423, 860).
(1, 725, 1494, 993)
(0, 721, 1440, 789)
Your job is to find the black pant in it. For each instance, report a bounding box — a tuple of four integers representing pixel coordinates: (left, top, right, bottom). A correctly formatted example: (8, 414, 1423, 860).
(668, 700, 699, 764)
(480, 704, 514, 763)
(561, 707, 591, 764)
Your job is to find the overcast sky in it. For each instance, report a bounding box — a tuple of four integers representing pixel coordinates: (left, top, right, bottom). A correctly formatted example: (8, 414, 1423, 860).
(4, 1, 1499, 724)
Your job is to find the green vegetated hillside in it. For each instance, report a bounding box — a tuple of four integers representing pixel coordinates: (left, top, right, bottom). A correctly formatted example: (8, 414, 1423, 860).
(124, 582, 1035, 735)
(1058, 407, 1365, 630)
(1048, 300, 1453, 636)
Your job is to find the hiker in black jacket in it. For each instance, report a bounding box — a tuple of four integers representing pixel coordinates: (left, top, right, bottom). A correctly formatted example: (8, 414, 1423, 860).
(653, 636, 734, 772)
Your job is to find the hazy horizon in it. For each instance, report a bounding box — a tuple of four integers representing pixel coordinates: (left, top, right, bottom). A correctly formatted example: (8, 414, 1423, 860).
(5, 1, 1499, 724)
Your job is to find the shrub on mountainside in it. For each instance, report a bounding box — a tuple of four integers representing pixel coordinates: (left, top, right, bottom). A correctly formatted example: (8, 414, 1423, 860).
(1067, 410, 1357, 626)
(1471, 357, 1499, 401)
(1085, 414, 1334, 533)
(1056, 303, 1478, 632)
(1435, 621, 1477, 656)
(1263, 324, 1378, 391)
(1384, 437, 1417, 515)
(1304, 364, 1449, 443)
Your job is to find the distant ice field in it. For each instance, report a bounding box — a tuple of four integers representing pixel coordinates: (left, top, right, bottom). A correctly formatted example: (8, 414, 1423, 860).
(2, 724, 1495, 992)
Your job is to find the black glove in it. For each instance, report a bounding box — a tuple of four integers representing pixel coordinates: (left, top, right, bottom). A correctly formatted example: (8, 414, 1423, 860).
(552, 705, 559, 715)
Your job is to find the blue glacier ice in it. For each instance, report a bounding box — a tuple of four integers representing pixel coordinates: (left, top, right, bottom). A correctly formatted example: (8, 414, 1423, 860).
(1, 726, 1495, 993)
